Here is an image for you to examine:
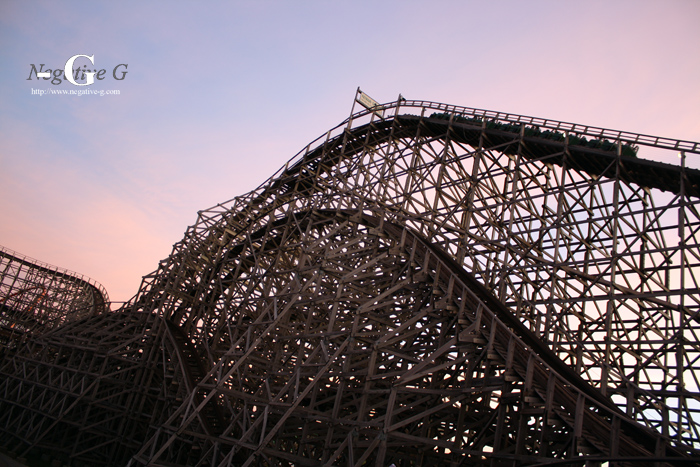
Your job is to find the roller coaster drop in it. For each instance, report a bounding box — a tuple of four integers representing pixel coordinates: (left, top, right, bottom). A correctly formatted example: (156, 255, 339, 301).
(2, 91, 700, 466)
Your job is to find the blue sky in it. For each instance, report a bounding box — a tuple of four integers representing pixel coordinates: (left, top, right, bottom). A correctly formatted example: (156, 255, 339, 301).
(1, 1, 699, 302)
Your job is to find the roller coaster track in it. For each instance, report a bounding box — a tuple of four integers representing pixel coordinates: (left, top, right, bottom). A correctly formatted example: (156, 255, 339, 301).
(1, 93, 700, 466)
(0, 246, 109, 341)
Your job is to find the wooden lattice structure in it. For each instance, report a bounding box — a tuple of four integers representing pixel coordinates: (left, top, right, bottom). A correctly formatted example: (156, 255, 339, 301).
(0, 246, 108, 343)
(2, 92, 700, 466)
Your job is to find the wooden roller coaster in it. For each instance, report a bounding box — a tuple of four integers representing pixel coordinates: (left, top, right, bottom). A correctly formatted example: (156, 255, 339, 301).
(2, 91, 700, 466)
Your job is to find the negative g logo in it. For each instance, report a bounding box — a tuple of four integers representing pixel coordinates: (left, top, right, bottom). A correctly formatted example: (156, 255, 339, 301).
(28, 54, 128, 86)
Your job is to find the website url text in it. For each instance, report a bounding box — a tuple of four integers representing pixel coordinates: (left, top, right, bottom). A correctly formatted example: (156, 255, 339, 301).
(31, 88, 121, 97)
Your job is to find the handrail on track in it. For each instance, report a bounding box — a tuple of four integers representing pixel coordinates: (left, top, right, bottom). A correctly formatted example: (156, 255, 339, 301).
(0, 245, 110, 312)
(347, 97, 700, 155)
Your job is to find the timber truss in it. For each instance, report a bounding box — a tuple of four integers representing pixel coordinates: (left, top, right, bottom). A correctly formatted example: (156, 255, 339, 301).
(2, 92, 700, 466)
(0, 246, 109, 343)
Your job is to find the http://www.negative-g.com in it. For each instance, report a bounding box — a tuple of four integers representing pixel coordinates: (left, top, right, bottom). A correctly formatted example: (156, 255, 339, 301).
(30, 88, 121, 97)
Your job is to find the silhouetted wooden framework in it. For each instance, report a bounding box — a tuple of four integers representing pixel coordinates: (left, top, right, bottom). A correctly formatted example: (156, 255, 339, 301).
(2, 95, 700, 466)
(0, 246, 109, 343)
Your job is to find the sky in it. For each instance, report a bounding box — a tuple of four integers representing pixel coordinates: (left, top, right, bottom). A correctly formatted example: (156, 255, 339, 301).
(1, 1, 699, 304)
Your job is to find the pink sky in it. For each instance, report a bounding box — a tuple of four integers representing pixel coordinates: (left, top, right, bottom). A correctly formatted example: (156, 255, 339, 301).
(1, 1, 699, 303)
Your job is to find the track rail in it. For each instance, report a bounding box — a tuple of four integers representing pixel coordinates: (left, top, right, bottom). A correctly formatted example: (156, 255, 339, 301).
(0, 246, 109, 335)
